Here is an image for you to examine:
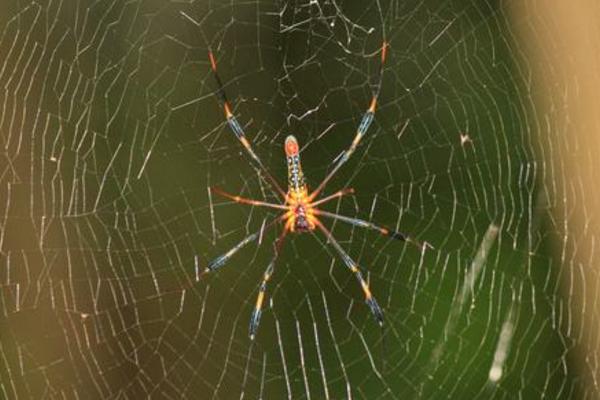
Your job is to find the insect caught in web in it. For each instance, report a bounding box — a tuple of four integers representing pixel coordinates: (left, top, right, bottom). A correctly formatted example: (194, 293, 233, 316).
(204, 41, 425, 340)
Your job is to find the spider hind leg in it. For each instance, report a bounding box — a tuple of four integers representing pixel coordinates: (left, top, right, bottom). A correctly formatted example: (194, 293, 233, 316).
(315, 220, 385, 326)
(248, 229, 287, 340)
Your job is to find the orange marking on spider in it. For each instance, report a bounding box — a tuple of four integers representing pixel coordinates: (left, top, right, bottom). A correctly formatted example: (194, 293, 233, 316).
(285, 135, 299, 156)
(256, 291, 265, 308)
(361, 280, 373, 299)
(208, 51, 217, 71)
(368, 96, 377, 113)
(381, 41, 388, 63)
(224, 102, 233, 118)
(205, 39, 424, 340)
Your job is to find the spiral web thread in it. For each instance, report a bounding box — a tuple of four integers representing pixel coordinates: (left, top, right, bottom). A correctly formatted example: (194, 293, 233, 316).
(0, 1, 591, 398)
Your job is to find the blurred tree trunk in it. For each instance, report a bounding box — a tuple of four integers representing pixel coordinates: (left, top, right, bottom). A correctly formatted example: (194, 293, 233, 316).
(512, 0, 600, 394)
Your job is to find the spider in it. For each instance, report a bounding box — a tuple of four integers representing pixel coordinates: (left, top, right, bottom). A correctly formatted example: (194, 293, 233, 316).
(204, 42, 424, 340)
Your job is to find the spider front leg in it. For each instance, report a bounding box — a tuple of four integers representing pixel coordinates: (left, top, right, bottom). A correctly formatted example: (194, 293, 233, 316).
(309, 41, 387, 201)
(315, 220, 384, 325)
(208, 51, 286, 199)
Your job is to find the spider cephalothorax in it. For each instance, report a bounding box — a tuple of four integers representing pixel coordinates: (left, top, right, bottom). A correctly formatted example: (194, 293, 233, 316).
(204, 41, 427, 340)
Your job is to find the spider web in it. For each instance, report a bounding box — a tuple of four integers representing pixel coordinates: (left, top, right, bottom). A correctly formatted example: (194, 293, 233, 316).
(0, 0, 594, 398)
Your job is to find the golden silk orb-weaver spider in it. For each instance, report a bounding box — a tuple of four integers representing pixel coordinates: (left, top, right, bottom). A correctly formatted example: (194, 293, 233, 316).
(204, 42, 425, 340)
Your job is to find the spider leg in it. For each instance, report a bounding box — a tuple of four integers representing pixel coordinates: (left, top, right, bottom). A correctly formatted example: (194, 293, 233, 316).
(309, 41, 387, 201)
(211, 187, 289, 211)
(208, 51, 286, 199)
(249, 228, 288, 340)
(314, 220, 384, 326)
(205, 214, 283, 273)
(314, 209, 428, 249)
(309, 188, 355, 207)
